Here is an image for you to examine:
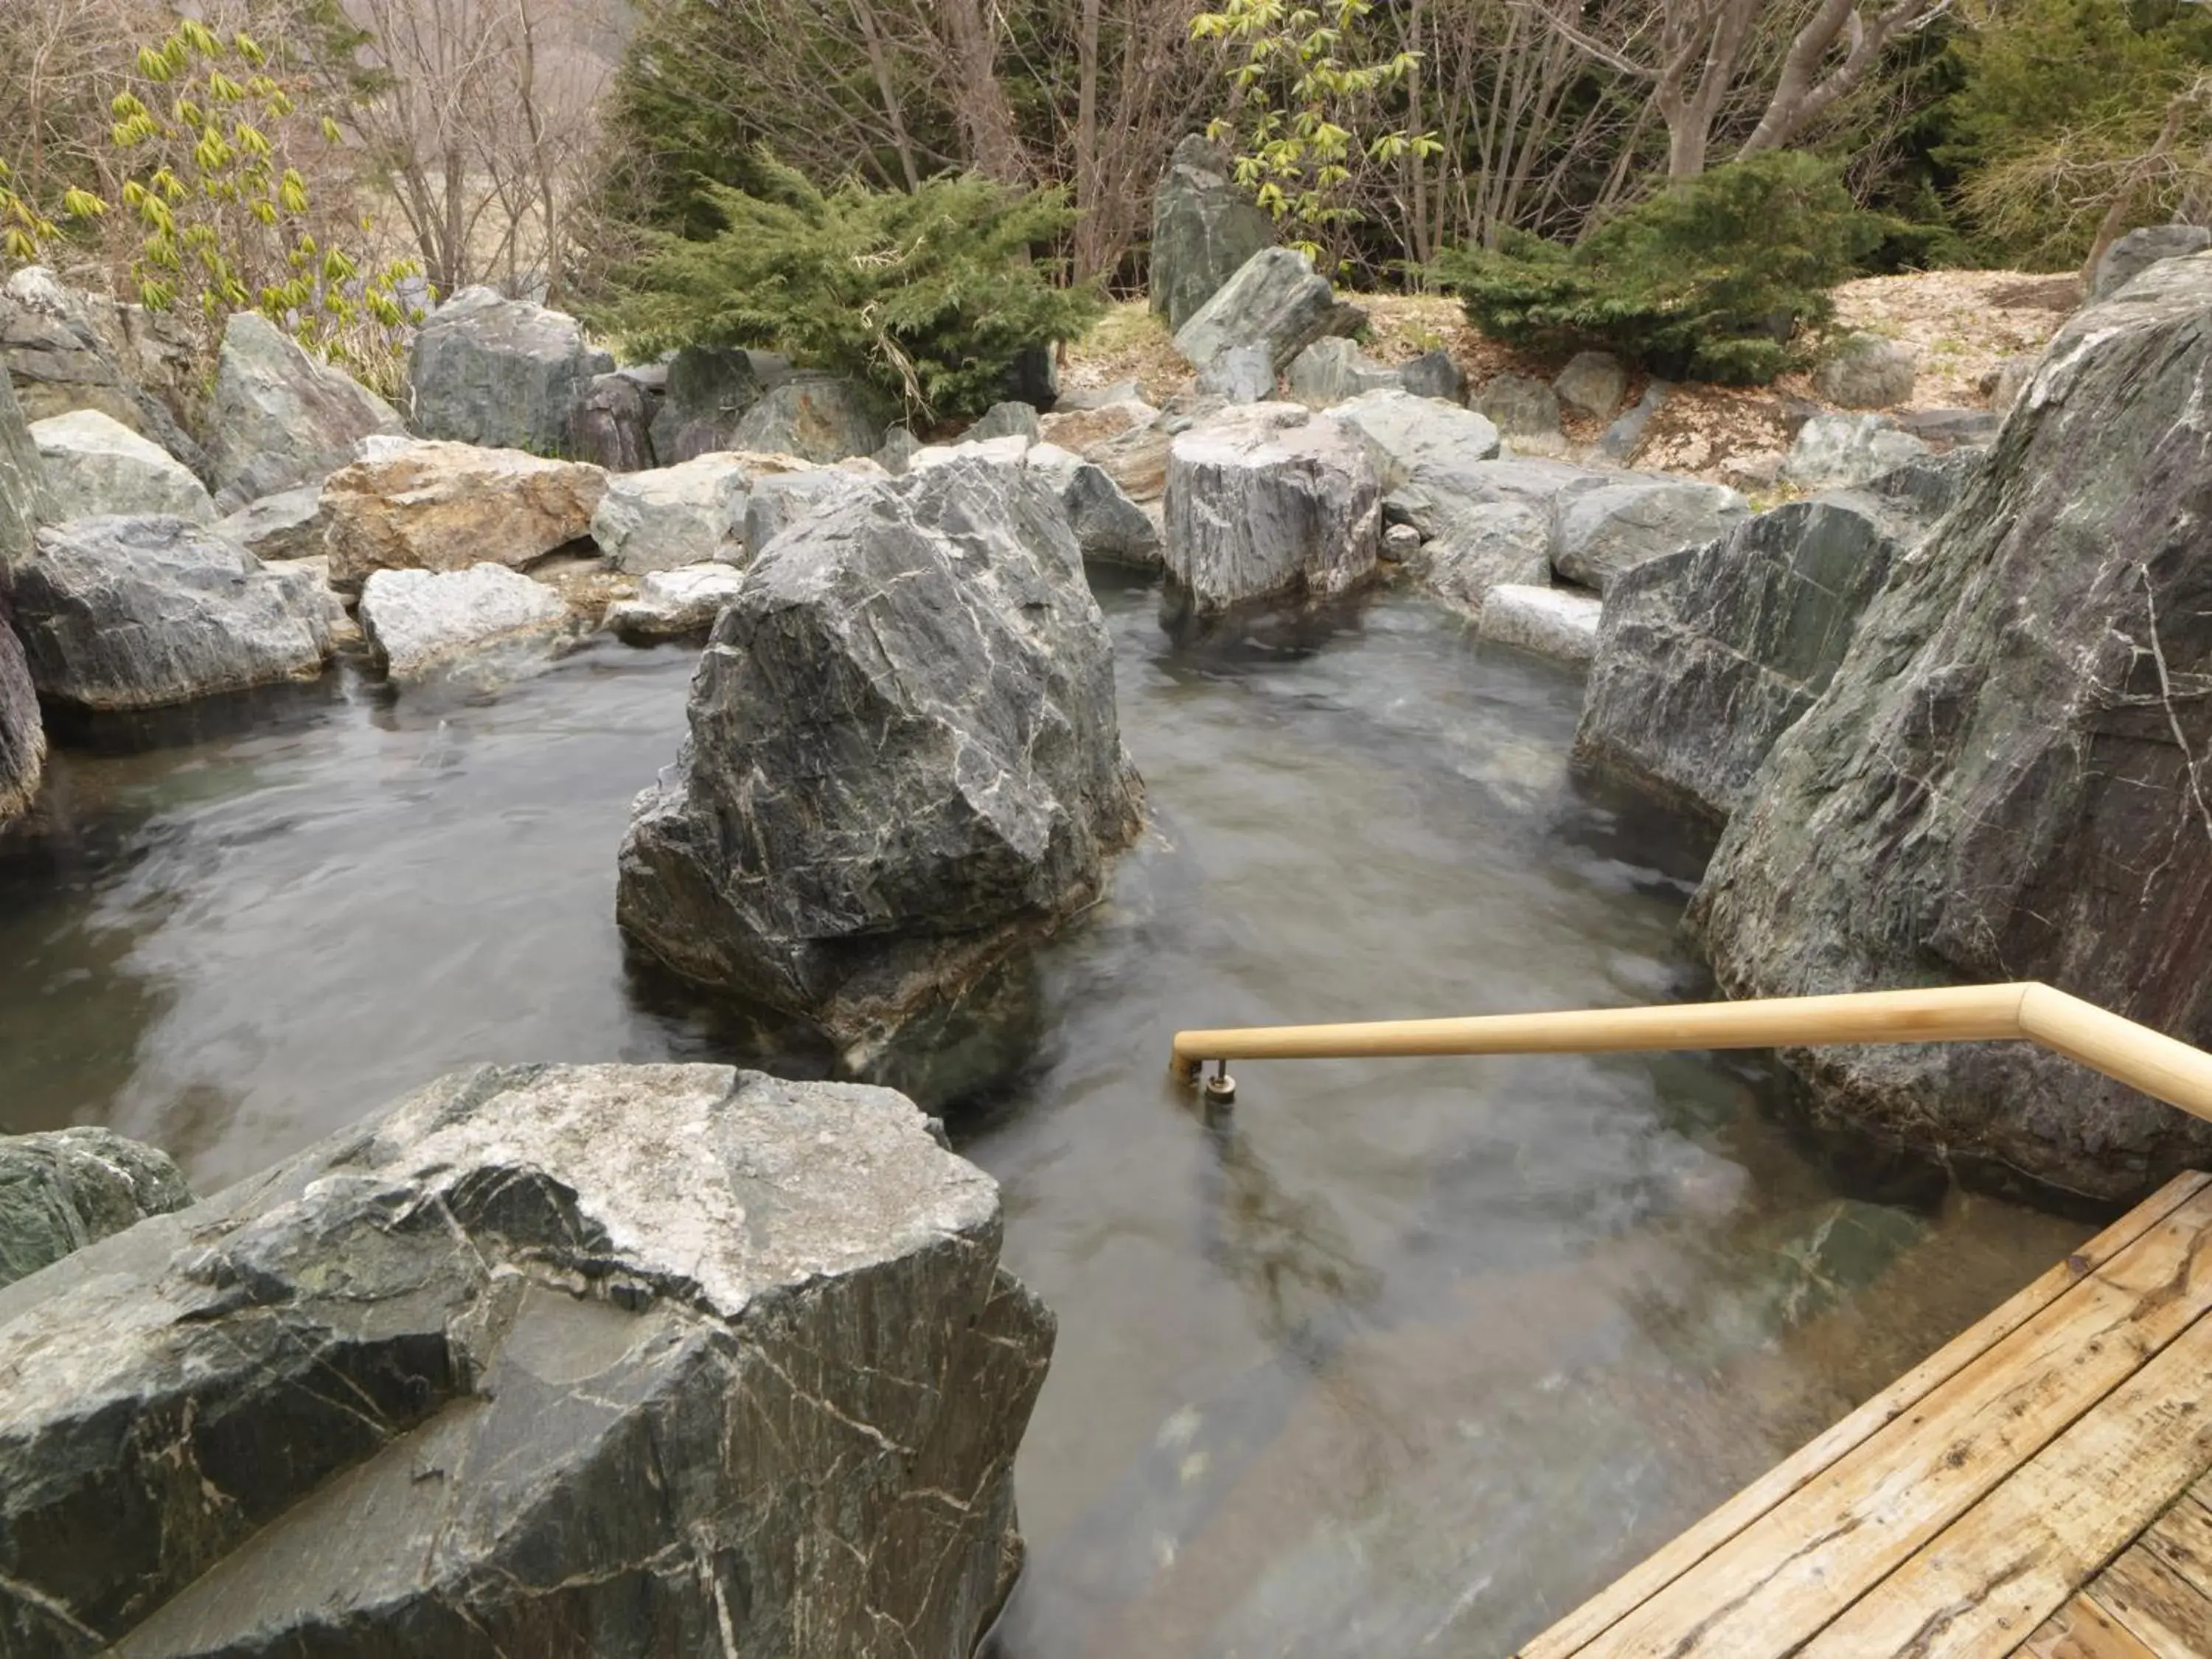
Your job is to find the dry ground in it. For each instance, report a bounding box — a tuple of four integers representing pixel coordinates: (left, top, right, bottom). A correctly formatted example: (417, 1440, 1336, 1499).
(1062, 269, 2081, 487)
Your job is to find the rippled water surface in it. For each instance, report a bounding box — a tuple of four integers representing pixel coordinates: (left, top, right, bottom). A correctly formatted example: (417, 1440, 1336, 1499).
(0, 569, 2088, 1655)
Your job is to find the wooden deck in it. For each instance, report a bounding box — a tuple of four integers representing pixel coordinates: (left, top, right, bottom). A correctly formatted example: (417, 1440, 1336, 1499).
(1520, 1170, 2212, 1658)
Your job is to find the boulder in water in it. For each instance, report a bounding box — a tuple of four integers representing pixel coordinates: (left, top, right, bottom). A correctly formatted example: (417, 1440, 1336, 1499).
(31, 408, 214, 523)
(0, 583, 43, 826)
(14, 515, 331, 710)
(1551, 477, 1748, 595)
(1150, 133, 1276, 332)
(359, 563, 571, 680)
(1164, 402, 1381, 611)
(617, 456, 1141, 1060)
(0, 362, 45, 570)
(2090, 225, 2211, 302)
(1479, 582, 1601, 666)
(0, 1127, 192, 1290)
(321, 439, 607, 589)
(203, 311, 403, 507)
(1576, 462, 1969, 824)
(406, 287, 613, 456)
(1174, 248, 1354, 374)
(1688, 257, 2212, 1198)
(0, 1062, 1051, 1658)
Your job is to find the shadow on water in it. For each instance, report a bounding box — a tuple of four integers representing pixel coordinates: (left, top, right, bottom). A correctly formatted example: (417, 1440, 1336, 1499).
(0, 568, 2098, 1655)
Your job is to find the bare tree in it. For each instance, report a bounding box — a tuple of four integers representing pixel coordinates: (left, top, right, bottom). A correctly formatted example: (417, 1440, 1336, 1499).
(1525, 0, 1947, 180)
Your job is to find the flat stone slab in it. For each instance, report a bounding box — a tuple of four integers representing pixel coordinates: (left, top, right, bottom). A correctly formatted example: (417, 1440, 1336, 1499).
(1478, 582, 1601, 666)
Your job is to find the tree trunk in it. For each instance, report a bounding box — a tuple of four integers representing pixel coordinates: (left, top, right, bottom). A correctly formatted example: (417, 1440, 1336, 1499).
(939, 0, 1029, 184)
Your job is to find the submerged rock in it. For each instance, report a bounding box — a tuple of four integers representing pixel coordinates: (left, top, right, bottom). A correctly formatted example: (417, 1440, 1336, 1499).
(1174, 248, 1349, 375)
(321, 439, 607, 589)
(1690, 257, 2212, 1198)
(203, 311, 402, 506)
(618, 457, 1141, 1060)
(14, 516, 331, 710)
(0, 1127, 193, 1290)
(359, 563, 570, 680)
(0, 1062, 1051, 1658)
(0, 583, 43, 825)
(406, 288, 613, 456)
(1164, 402, 1381, 611)
(604, 563, 749, 639)
(1152, 134, 1276, 333)
(31, 408, 214, 523)
(1577, 462, 1969, 824)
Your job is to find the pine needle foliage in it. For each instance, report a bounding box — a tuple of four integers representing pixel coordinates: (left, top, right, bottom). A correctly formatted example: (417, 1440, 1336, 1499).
(599, 157, 1105, 422)
(1436, 153, 1885, 384)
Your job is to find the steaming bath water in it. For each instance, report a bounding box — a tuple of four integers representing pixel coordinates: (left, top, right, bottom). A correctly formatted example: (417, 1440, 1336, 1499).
(0, 569, 2086, 1654)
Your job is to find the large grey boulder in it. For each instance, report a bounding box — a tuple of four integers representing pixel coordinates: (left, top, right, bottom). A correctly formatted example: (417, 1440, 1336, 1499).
(203, 311, 402, 507)
(650, 347, 793, 462)
(589, 451, 757, 574)
(0, 583, 44, 825)
(1173, 247, 1352, 374)
(31, 408, 215, 523)
(619, 458, 1141, 1060)
(0, 361, 45, 569)
(729, 376, 886, 465)
(742, 466, 889, 553)
(14, 516, 331, 710)
(0, 1062, 1051, 1658)
(213, 484, 327, 563)
(1164, 402, 1381, 611)
(406, 287, 613, 456)
(1687, 257, 2212, 1200)
(1196, 341, 1276, 403)
(1150, 133, 1276, 332)
(0, 266, 206, 475)
(0, 1127, 192, 1290)
(604, 563, 750, 639)
(1551, 477, 1748, 594)
(1812, 331, 1918, 409)
(321, 439, 608, 589)
(1781, 412, 1931, 492)
(359, 563, 571, 681)
(1576, 462, 1970, 824)
(2090, 225, 2212, 302)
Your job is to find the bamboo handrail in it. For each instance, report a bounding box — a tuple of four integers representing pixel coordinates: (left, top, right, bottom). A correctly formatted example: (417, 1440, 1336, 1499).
(1169, 982, 2212, 1126)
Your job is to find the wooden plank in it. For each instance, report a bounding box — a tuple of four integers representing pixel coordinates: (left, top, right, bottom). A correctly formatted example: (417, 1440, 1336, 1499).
(1518, 1172, 2210, 1659)
(1542, 1182, 2212, 1658)
(2140, 1495, 2212, 1601)
(2088, 1547, 2212, 1659)
(2023, 1594, 2163, 1659)
(1793, 1309, 2212, 1658)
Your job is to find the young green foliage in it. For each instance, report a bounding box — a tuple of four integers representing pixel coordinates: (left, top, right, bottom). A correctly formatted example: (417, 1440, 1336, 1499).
(0, 21, 422, 390)
(598, 157, 1105, 422)
(1190, 0, 1439, 265)
(1436, 153, 1885, 384)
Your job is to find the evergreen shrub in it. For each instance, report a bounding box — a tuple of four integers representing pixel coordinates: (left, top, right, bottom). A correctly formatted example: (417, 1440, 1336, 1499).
(598, 156, 1105, 422)
(1436, 153, 1886, 383)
